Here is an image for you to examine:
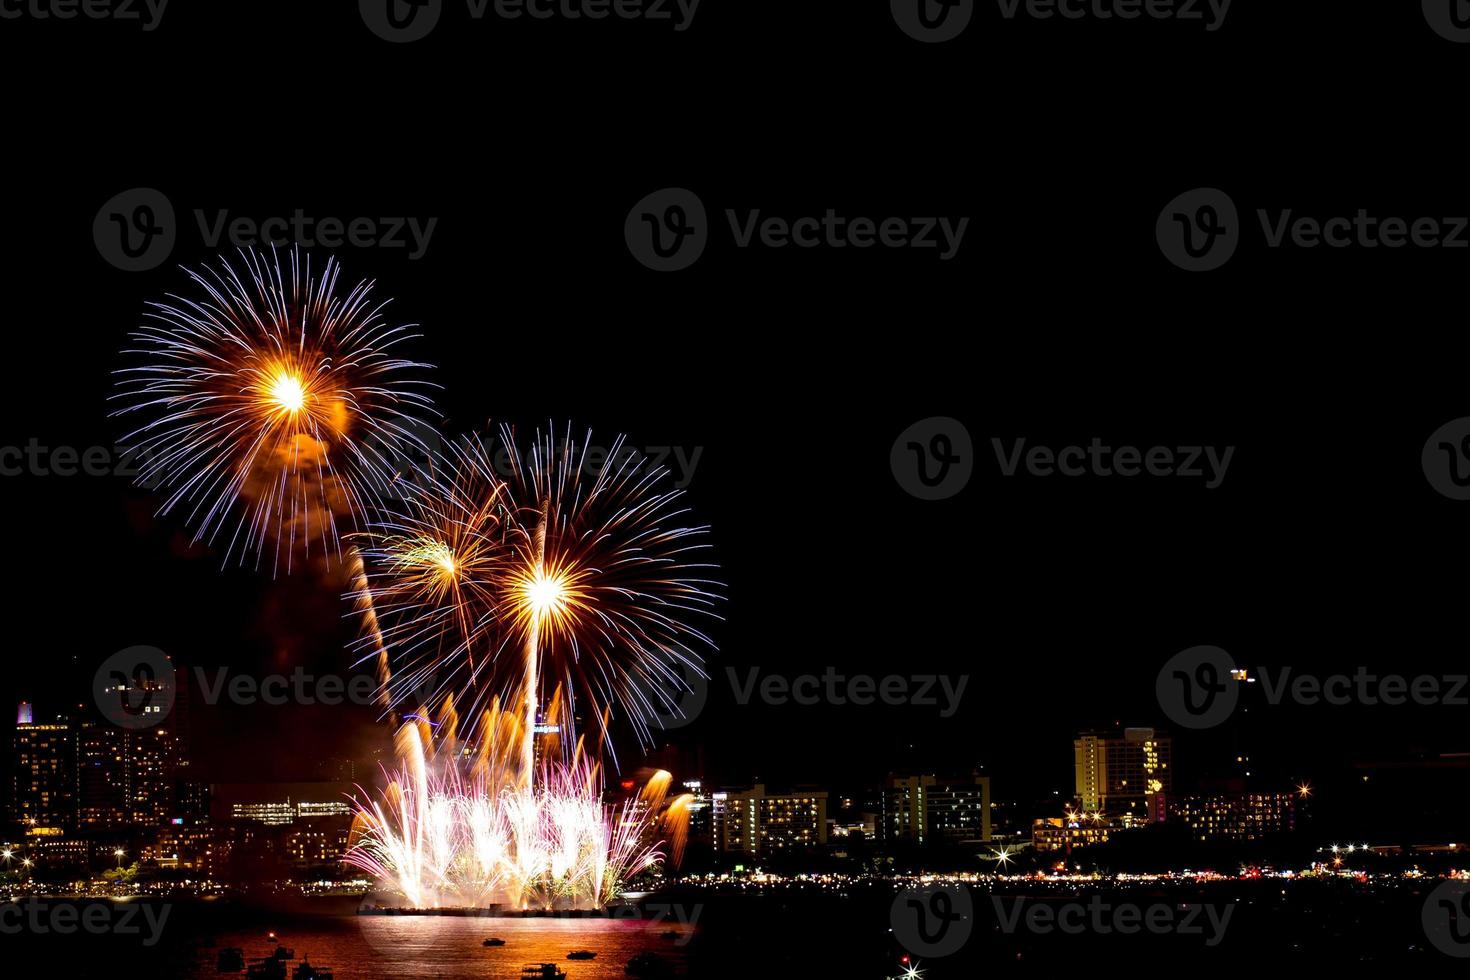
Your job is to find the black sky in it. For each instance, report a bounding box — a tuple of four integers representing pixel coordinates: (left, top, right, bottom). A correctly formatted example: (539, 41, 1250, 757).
(3, 0, 1470, 828)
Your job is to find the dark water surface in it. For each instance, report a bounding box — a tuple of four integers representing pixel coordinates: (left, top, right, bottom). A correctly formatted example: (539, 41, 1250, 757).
(186, 916, 693, 979)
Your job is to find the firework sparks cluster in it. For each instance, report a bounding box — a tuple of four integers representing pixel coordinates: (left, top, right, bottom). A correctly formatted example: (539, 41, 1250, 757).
(114, 248, 721, 910)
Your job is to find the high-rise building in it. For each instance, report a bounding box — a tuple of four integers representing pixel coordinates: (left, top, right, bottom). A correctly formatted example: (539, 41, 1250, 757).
(711, 784, 828, 855)
(77, 719, 127, 831)
(881, 774, 991, 845)
(1168, 786, 1297, 842)
(1074, 728, 1171, 822)
(76, 719, 183, 830)
(11, 710, 75, 834)
(682, 779, 712, 850)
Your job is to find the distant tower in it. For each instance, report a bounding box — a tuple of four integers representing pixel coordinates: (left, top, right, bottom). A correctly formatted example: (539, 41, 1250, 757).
(1074, 728, 1172, 823)
(12, 708, 76, 834)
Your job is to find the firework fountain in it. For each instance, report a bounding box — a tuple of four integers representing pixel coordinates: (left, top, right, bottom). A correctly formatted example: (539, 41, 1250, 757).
(115, 249, 721, 911)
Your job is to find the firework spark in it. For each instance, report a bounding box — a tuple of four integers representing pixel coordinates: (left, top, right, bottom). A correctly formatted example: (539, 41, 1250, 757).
(112, 247, 438, 572)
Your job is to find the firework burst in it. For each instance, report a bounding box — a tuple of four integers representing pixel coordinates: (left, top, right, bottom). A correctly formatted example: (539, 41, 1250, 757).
(112, 247, 438, 572)
(353, 424, 723, 752)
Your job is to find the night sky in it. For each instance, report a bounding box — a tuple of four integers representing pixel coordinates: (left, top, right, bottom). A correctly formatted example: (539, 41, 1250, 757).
(4, 1, 1469, 833)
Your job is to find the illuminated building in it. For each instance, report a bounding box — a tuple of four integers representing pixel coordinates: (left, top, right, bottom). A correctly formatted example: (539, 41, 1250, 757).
(711, 784, 828, 854)
(1074, 727, 1171, 822)
(282, 816, 353, 865)
(1032, 814, 1114, 852)
(881, 774, 991, 845)
(76, 719, 183, 830)
(213, 783, 354, 826)
(682, 779, 713, 849)
(147, 822, 224, 873)
(11, 709, 75, 834)
(1169, 789, 1297, 842)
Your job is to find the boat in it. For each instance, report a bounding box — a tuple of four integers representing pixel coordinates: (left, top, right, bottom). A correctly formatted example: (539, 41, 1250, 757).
(521, 965, 568, 979)
(483, 938, 506, 947)
(217, 947, 245, 972)
(292, 959, 334, 980)
(626, 951, 675, 978)
(567, 950, 596, 960)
